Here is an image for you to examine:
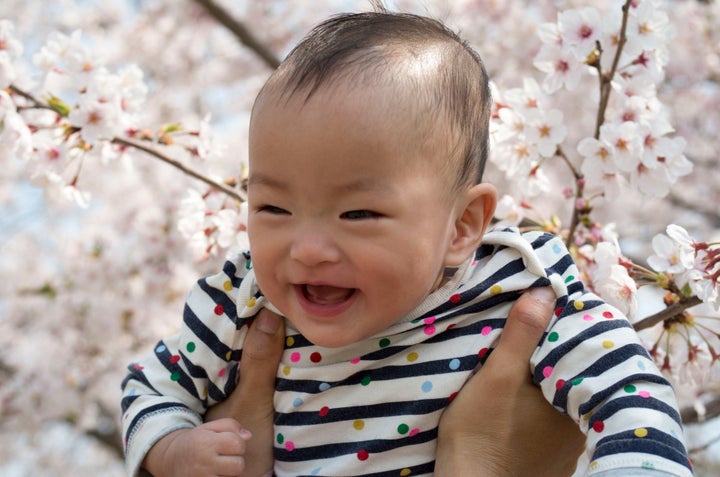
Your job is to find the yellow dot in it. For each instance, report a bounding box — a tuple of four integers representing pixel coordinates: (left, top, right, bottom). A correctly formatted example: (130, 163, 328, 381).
(247, 297, 257, 307)
(490, 284, 503, 295)
(634, 428, 648, 438)
(573, 300, 584, 310)
(400, 469, 412, 476)
(406, 352, 419, 362)
(282, 366, 291, 376)
(590, 461, 598, 470)
(602, 340, 614, 349)
(286, 336, 295, 347)
(223, 280, 233, 291)
(353, 420, 365, 430)
(225, 351, 232, 360)
(201, 387, 208, 399)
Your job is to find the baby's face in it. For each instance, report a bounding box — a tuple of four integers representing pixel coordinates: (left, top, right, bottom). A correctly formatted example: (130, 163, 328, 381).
(247, 86, 465, 347)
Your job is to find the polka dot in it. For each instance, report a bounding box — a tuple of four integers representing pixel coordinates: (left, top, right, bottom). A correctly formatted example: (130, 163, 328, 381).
(293, 397, 304, 407)
(285, 441, 295, 451)
(548, 332, 559, 342)
(571, 377, 583, 386)
(573, 300, 584, 310)
(478, 347, 490, 362)
(155, 345, 167, 353)
(282, 366, 291, 376)
(602, 311, 614, 319)
(357, 450, 369, 461)
(319, 406, 329, 417)
(319, 382, 331, 391)
(353, 420, 365, 430)
(407, 352, 419, 362)
(424, 325, 436, 335)
(602, 340, 614, 349)
(350, 357, 361, 364)
(290, 352, 301, 363)
(421, 381, 433, 393)
(132, 364, 144, 371)
(634, 428, 648, 438)
(225, 351, 232, 360)
(310, 352, 322, 363)
(481, 326, 492, 336)
(624, 384, 637, 393)
(186, 342, 196, 353)
(448, 391, 458, 402)
(449, 293, 461, 304)
(286, 336, 295, 347)
(554, 307, 563, 316)
(552, 244, 562, 254)
(556, 379, 566, 390)
(449, 359, 460, 370)
(276, 433, 284, 444)
(583, 314, 594, 321)
(169, 355, 181, 364)
(637, 360, 646, 371)
(542, 366, 553, 378)
(311, 468, 322, 475)
(408, 428, 420, 437)
(246, 297, 256, 307)
(361, 376, 372, 386)
(490, 284, 502, 295)
(639, 391, 651, 398)
(592, 420, 605, 433)
(218, 368, 226, 378)
(424, 317, 436, 325)
(564, 275, 575, 283)
(397, 423, 410, 435)
(170, 371, 181, 381)
(400, 469, 412, 476)
(379, 338, 391, 348)
(223, 280, 233, 291)
(214, 304, 224, 315)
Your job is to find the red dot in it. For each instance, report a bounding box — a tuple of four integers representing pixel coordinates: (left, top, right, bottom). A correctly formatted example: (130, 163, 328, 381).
(319, 406, 329, 417)
(133, 364, 144, 370)
(592, 420, 605, 433)
(169, 355, 180, 364)
(357, 450, 369, 461)
(449, 293, 461, 303)
(554, 307, 563, 316)
(555, 379, 566, 391)
(214, 304, 224, 315)
(478, 347, 489, 359)
(310, 352, 322, 363)
(448, 392, 458, 402)
(602, 311, 614, 319)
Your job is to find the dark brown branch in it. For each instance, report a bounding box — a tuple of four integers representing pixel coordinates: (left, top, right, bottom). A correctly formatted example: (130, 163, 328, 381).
(192, 0, 280, 69)
(633, 296, 703, 331)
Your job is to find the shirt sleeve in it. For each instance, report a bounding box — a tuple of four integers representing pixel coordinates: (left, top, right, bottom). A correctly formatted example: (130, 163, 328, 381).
(120, 254, 254, 477)
(525, 232, 693, 476)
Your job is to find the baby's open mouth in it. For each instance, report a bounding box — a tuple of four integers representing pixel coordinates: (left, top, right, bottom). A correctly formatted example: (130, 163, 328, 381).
(302, 284, 356, 305)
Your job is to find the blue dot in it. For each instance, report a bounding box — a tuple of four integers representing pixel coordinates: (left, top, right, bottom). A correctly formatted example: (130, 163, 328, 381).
(552, 244, 562, 254)
(449, 359, 460, 370)
(319, 382, 331, 391)
(155, 345, 167, 353)
(637, 360, 646, 371)
(293, 397, 304, 407)
(421, 381, 433, 393)
(311, 468, 322, 475)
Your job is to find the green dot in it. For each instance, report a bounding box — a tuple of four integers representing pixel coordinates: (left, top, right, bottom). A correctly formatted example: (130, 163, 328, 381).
(170, 372, 181, 381)
(548, 332, 559, 342)
(397, 423, 409, 435)
(624, 384, 637, 393)
(571, 377, 583, 386)
(186, 342, 196, 353)
(379, 338, 391, 348)
(276, 433, 284, 444)
(361, 375, 372, 386)
(564, 275, 575, 283)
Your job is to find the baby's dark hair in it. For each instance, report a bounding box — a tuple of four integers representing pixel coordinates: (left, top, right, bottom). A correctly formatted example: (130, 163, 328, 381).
(257, 11, 492, 187)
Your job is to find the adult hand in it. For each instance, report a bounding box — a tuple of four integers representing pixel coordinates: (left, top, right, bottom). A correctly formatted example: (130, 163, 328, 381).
(205, 308, 285, 477)
(435, 287, 586, 476)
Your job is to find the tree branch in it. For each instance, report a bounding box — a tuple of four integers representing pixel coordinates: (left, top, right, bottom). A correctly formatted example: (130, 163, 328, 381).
(192, 0, 280, 69)
(633, 295, 703, 331)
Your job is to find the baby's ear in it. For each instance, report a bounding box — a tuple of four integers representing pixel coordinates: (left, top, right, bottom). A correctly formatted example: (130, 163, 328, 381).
(444, 183, 497, 267)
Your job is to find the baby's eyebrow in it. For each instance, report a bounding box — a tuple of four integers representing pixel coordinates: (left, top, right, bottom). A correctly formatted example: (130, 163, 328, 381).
(248, 174, 396, 195)
(247, 174, 286, 189)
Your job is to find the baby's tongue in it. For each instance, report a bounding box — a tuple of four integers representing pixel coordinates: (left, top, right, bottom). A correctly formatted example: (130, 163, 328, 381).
(305, 285, 353, 304)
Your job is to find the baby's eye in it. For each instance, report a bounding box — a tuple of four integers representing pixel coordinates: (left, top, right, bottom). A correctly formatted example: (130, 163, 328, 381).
(257, 205, 290, 215)
(340, 210, 381, 220)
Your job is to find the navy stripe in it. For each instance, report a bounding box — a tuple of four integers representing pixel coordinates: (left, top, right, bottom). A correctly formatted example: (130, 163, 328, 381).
(594, 428, 691, 470)
(183, 302, 234, 361)
(124, 402, 194, 446)
(588, 395, 682, 428)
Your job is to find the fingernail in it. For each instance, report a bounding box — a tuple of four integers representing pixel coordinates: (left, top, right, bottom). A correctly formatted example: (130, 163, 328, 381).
(256, 312, 280, 334)
(528, 287, 555, 304)
(239, 428, 253, 440)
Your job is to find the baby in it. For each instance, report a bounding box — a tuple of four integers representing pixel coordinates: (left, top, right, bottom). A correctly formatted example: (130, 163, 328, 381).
(122, 10, 692, 477)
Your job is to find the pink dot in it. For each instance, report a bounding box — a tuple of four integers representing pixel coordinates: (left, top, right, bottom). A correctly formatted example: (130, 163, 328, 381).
(285, 441, 295, 451)
(639, 391, 651, 398)
(583, 314, 594, 321)
(481, 326, 492, 336)
(409, 428, 420, 437)
(218, 368, 226, 378)
(424, 325, 436, 335)
(290, 352, 301, 363)
(542, 366, 553, 378)
(350, 357, 361, 364)
(424, 317, 436, 325)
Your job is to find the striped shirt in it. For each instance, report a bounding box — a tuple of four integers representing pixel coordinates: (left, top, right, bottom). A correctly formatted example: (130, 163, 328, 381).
(121, 228, 692, 476)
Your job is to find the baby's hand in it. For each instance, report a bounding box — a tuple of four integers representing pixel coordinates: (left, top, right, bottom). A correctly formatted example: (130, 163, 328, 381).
(142, 418, 251, 477)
